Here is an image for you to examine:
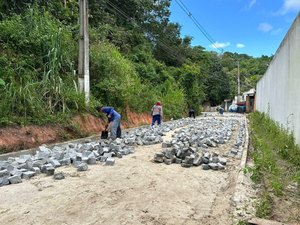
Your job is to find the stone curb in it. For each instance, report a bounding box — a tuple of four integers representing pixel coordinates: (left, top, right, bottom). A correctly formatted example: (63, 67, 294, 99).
(232, 116, 252, 219)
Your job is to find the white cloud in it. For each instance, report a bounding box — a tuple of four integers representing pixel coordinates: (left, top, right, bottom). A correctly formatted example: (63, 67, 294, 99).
(210, 41, 230, 49)
(277, 0, 300, 15)
(249, 0, 256, 9)
(258, 22, 273, 32)
(236, 43, 246, 48)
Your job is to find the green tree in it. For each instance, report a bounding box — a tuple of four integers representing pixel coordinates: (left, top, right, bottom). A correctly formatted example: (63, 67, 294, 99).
(204, 54, 230, 105)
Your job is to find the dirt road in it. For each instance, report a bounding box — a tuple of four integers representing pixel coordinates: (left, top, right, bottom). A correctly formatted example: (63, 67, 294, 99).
(0, 115, 247, 225)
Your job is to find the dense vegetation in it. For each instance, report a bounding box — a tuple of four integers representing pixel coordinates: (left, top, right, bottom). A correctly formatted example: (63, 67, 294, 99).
(0, 0, 272, 125)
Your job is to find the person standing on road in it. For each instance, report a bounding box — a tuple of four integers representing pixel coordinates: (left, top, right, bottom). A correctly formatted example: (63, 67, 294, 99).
(218, 106, 224, 115)
(151, 101, 163, 127)
(96, 106, 121, 139)
(189, 109, 196, 118)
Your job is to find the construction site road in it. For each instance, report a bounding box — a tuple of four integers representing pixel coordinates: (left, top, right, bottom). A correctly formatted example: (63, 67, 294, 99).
(0, 114, 254, 225)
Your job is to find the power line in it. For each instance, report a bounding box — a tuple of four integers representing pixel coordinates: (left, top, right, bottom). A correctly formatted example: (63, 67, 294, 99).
(105, 1, 186, 63)
(174, 0, 223, 53)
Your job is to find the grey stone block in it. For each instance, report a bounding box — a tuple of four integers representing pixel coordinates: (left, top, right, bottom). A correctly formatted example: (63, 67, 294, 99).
(110, 143, 121, 151)
(193, 156, 203, 166)
(59, 158, 71, 166)
(22, 171, 36, 179)
(204, 152, 211, 159)
(7, 164, 16, 172)
(52, 150, 64, 160)
(15, 158, 27, 164)
(176, 149, 182, 158)
(8, 175, 22, 184)
(208, 163, 219, 170)
(76, 153, 83, 161)
(210, 157, 220, 164)
(217, 163, 225, 170)
(115, 138, 122, 145)
(0, 169, 10, 178)
(46, 167, 55, 176)
(72, 161, 81, 167)
(175, 158, 182, 164)
(202, 164, 210, 170)
(0, 177, 10, 186)
(69, 143, 75, 148)
(36, 148, 51, 159)
(126, 138, 136, 145)
(32, 159, 47, 168)
(31, 167, 41, 174)
(105, 158, 115, 166)
(118, 148, 128, 155)
(219, 157, 227, 165)
(154, 153, 164, 163)
(164, 151, 174, 159)
(77, 163, 88, 171)
(99, 156, 108, 162)
(202, 157, 209, 164)
(230, 148, 238, 155)
(181, 163, 192, 168)
(81, 156, 88, 163)
(10, 169, 22, 177)
(163, 158, 173, 165)
(87, 157, 97, 165)
(103, 152, 113, 158)
(0, 161, 10, 170)
(137, 138, 143, 145)
(40, 165, 47, 174)
(102, 147, 109, 153)
(49, 159, 61, 168)
(183, 156, 194, 165)
(25, 160, 34, 170)
(92, 150, 100, 158)
(53, 172, 65, 180)
(116, 152, 123, 158)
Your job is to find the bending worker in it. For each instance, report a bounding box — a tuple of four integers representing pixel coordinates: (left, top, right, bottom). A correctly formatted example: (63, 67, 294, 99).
(96, 106, 121, 139)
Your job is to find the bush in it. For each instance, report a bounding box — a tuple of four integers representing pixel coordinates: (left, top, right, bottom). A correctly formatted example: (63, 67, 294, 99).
(0, 6, 85, 125)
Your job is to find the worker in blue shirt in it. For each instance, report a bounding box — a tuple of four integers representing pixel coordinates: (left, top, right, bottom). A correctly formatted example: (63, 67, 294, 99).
(96, 106, 121, 139)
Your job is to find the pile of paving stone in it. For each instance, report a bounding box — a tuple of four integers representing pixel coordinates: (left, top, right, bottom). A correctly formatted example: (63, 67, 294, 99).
(0, 119, 191, 187)
(0, 138, 135, 187)
(153, 118, 239, 170)
(154, 147, 227, 170)
(121, 118, 192, 146)
(0, 117, 245, 186)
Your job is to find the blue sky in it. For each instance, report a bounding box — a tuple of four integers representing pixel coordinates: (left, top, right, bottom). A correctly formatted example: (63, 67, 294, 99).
(169, 0, 300, 57)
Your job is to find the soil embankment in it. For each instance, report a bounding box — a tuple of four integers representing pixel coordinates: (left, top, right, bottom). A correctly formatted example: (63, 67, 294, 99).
(0, 112, 151, 153)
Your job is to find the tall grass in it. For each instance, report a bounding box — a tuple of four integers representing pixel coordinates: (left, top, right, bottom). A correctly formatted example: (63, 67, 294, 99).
(0, 6, 87, 126)
(248, 112, 300, 218)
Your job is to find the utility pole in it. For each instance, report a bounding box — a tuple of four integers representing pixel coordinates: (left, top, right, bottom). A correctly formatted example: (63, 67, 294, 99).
(78, 0, 89, 104)
(237, 61, 240, 95)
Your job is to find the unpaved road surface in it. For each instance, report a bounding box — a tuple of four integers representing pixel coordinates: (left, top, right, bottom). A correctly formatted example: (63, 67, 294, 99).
(0, 115, 247, 225)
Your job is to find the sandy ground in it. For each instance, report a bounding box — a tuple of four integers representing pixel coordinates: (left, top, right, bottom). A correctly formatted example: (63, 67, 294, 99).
(0, 116, 244, 225)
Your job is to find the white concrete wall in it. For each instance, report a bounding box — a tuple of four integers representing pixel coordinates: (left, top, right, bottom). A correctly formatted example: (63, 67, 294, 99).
(256, 13, 300, 145)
